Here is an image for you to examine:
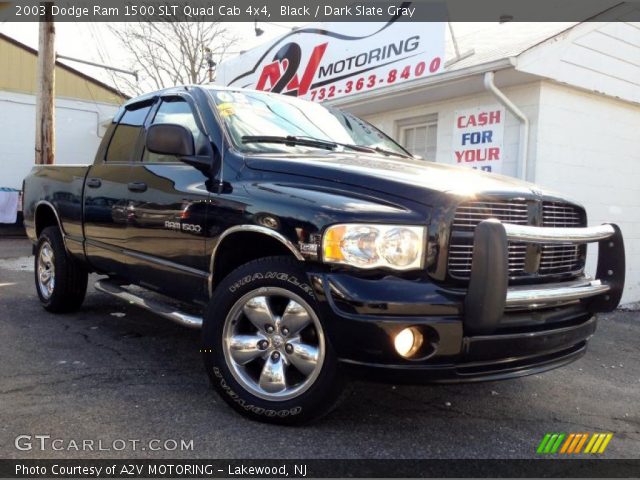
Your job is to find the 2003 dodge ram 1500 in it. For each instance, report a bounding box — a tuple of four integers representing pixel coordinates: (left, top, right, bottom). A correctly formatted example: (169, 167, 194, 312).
(23, 86, 625, 424)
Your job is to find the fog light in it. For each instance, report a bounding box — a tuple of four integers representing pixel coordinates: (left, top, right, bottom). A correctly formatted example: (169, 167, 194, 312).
(394, 327, 423, 358)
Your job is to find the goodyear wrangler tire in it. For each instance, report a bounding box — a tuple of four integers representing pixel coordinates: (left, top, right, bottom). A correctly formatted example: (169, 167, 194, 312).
(35, 226, 88, 313)
(202, 256, 344, 424)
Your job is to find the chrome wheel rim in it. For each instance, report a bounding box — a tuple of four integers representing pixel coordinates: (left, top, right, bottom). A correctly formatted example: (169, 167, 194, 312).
(222, 287, 326, 401)
(37, 241, 55, 299)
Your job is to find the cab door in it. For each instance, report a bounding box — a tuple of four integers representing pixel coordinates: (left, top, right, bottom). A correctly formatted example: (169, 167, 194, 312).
(83, 100, 153, 277)
(125, 94, 212, 302)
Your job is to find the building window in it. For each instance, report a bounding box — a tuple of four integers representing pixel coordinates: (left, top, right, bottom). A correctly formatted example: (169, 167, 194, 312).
(397, 114, 437, 161)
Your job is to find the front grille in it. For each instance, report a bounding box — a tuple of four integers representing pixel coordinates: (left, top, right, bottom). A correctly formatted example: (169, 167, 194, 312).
(539, 244, 582, 274)
(448, 200, 586, 280)
(448, 243, 528, 276)
(452, 201, 529, 229)
(542, 202, 583, 227)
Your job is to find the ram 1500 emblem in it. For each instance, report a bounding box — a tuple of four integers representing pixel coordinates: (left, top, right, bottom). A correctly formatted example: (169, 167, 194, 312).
(165, 221, 202, 234)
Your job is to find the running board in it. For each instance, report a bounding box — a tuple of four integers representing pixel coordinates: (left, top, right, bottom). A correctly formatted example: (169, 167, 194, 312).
(94, 279, 203, 329)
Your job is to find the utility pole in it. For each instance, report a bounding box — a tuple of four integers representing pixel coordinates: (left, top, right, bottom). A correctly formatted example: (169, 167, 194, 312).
(35, 2, 55, 165)
(205, 48, 216, 82)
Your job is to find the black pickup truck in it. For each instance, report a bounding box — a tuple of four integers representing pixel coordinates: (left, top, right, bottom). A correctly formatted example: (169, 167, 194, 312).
(23, 86, 625, 424)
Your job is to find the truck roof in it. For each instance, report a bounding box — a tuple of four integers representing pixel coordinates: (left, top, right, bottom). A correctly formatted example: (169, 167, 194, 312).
(122, 84, 262, 109)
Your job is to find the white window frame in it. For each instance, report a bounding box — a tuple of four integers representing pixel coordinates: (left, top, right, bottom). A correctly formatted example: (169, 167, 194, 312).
(396, 114, 438, 161)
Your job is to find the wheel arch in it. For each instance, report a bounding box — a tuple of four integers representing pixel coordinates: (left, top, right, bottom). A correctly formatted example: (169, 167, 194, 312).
(34, 201, 66, 240)
(209, 225, 305, 297)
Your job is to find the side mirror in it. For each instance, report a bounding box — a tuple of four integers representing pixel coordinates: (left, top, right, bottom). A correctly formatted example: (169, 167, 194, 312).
(146, 123, 194, 157)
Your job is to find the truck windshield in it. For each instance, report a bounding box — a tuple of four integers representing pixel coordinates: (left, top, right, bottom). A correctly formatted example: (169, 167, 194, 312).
(206, 88, 410, 158)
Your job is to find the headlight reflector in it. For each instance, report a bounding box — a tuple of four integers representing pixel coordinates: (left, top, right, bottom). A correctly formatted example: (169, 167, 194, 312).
(322, 224, 426, 270)
(380, 227, 421, 267)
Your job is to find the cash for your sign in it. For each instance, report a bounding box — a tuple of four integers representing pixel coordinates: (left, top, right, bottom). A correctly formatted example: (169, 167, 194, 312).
(455, 110, 502, 165)
(283, 5, 416, 17)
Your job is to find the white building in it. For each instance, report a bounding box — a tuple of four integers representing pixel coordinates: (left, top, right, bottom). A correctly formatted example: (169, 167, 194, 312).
(0, 32, 127, 223)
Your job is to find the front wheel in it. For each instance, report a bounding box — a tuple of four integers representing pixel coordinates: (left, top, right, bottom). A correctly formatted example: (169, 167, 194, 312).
(202, 257, 343, 424)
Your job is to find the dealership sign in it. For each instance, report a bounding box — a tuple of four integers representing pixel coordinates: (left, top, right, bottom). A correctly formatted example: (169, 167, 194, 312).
(452, 106, 506, 173)
(216, 21, 445, 101)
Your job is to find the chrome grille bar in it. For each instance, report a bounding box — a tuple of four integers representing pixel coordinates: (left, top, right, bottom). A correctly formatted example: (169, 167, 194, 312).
(449, 200, 587, 279)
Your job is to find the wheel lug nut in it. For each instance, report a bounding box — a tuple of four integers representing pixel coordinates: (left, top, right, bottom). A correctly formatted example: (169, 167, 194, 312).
(281, 327, 289, 336)
(258, 340, 269, 350)
(272, 351, 280, 361)
(285, 344, 294, 354)
(265, 325, 274, 334)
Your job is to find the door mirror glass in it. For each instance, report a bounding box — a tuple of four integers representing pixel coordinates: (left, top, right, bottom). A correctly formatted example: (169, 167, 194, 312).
(146, 124, 194, 157)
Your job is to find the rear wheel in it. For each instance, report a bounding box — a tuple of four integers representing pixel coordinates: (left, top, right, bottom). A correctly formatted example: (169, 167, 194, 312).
(203, 256, 343, 424)
(35, 226, 88, 313)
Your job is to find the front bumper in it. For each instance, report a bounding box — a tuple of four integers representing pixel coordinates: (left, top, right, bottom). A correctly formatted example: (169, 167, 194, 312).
(309, 222, 624, 383)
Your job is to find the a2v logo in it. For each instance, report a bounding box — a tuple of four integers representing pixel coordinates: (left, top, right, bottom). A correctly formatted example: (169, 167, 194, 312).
(255, 42, 328, 97)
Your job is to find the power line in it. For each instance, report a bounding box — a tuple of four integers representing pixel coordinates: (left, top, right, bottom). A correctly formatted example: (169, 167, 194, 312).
(56, 54, 138, 80)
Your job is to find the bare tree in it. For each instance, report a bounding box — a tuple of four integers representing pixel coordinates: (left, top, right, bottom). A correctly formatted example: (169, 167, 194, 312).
(109, 20, 237, 95)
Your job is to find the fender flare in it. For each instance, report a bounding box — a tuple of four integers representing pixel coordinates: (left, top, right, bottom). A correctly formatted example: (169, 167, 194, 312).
(34, 201, 68, 248)
(208, 225, 304, 297)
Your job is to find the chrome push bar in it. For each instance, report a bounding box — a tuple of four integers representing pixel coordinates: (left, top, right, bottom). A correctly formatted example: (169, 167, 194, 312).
(464, 220, 625, 334)
(503, 223, 615, 244)
(505, 278, 610, 309)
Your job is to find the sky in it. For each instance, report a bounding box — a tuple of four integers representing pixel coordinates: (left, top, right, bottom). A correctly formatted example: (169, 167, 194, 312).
(0, 21, 496, 96)
(0, 21, 301, 94)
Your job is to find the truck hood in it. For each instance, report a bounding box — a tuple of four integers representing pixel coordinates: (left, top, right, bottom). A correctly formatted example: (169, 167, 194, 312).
(245, 153, 572, 205)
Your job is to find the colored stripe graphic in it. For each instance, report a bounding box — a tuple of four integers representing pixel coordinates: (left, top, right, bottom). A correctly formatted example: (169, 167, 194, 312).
(538, 433, 613, 454)
(585, 433, 614, 453)
(574, 433, 589, 453)
(550, 434, 565, 453)
(584, 433, 599, 453)
(560, 433, 575, 453)
(537, 433, 566, 454)
(537, 434, 552, 454)
(567, 433, 584, 454)
(598, 433, 613, 453)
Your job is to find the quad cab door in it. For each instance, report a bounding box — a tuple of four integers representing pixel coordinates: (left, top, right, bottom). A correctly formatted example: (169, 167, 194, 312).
(83, 100, 153, 278)
(125, 94, 213, 302)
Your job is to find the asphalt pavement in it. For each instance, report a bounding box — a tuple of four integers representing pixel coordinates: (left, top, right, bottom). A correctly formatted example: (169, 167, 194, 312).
(0, 238, 638, 459)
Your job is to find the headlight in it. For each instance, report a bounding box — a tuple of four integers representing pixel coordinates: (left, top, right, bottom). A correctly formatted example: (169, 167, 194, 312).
(322, 224, 426, 270)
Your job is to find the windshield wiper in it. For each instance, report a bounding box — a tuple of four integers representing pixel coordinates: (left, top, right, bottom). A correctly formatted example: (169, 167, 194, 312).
(241, 135, 410, 158)
(241, 135, 338, 151)
(372, 146, 410, 158)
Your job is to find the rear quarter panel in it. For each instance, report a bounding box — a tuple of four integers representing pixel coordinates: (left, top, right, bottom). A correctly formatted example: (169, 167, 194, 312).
(23, 165, 89, 256)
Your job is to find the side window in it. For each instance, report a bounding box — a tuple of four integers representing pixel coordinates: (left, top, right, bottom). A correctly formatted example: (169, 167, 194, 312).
(143, 97, 207, 163)
(105, 103, 151, 163)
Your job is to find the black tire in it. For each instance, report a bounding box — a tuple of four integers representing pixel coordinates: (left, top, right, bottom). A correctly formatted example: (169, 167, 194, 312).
(202, 256, 344, 425)
(35, 226, 88, 313)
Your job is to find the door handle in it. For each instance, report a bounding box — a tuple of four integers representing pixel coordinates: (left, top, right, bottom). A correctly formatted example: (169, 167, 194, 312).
(127, 182, 147, 193)
(86, 178, 102, 188)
